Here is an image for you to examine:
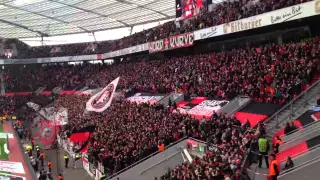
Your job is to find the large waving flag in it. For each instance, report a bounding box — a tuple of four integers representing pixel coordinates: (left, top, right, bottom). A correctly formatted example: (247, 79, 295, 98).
(86, 77, 120, 112)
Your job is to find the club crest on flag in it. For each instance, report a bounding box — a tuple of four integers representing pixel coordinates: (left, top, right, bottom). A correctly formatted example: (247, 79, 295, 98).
(91, 84, 114, 109)
(37, 120, 56, 145)
(41, 124, 53, 140)
(86, 77, 120, 112)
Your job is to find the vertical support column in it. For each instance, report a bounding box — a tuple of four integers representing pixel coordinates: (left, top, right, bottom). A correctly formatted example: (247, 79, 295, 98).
(130, 26, 133, 36)
(277, 35, 283, 45)
(0, 71, 5, 96)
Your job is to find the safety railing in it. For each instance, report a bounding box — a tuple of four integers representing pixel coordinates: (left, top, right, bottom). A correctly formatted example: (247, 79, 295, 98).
(279, 154, 320, 177)
(279, 119, 320, 139)
(266, 79, 320, 133)
(281, 121, 320, 143)
(279, 143, 320, 164)
(105, 136, 188, 180)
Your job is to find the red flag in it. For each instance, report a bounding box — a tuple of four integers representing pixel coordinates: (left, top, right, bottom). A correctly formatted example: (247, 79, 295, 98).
(36, 120, 57, 145)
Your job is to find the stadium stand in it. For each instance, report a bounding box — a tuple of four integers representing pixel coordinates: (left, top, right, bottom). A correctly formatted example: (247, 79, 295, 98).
(0, 1, 319, 180)
(0, 0, 312, 59)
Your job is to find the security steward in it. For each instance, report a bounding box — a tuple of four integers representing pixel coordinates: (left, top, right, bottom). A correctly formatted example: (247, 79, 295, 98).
(269, 154, 280, 180)
(75, 153, 81, 161)
(273, 136, 282, 154)
(26, 145, 33, 157)
(99, 174, 106, 180)
(64, 154, 69, 168)
(258, 135, 269, 168)
(48, 160, 52, 173)
(157, 142, 165, 152)
(39, 151, 45, 167)
(58, 173, 63, 180)
(36, 146, 41, 158)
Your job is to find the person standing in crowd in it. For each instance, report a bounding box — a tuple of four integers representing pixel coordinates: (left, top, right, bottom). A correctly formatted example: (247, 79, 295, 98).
(269, 154, 280, 180)
(36, 146, 40, 158)
(39, 151, 45, 167)
(258, 135, 269, 168)
(64, 154, 69, 168)
(58, 173, 63, 180)
(48, 160, 52, 173)
(31, 156, 37, 171)
(231, 169, 251, 180)
(284, 121, 298, 135)
(283, 156, 294, 171)
(273, 136, 282, 154)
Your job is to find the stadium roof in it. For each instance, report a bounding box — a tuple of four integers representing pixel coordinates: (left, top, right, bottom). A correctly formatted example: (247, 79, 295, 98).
(0, 0, 175, 39)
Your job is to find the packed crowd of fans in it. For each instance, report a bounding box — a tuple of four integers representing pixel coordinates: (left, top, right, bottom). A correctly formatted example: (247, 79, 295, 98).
(52, 93, 252, 178)
(3, 63, 106, 92)
(5, 37, 320, 103)
(3, 0, 311, 59)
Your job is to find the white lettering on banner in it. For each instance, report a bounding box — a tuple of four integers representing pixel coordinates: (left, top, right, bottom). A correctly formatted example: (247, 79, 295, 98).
(199, 27, 217, 39)
(149, 40, 164, 53)
(194, 1, 320, 40)
(149, 32, 194, 53)
(103, 43, 148, 59)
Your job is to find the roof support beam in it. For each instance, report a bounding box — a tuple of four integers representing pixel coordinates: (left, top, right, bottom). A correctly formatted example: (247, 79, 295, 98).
(0, 3, 90, 34)
(0, 18, 45, 36)
(49, 0, 130, 27)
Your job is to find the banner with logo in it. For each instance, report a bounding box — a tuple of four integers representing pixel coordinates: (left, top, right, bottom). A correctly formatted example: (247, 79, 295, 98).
(174, 97, 229, 119)
(126, 92, 165, 105)
(194, 1, 320, 40)
(149, 32, 194, 53)
(103, 43, 148, 58)
(86, 77, 120, 112)
(37, 120, 57, 145)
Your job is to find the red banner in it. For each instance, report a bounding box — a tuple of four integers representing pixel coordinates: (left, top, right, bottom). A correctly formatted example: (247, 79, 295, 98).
(148, 32, 194, 53)
(36, 120, 58, 145)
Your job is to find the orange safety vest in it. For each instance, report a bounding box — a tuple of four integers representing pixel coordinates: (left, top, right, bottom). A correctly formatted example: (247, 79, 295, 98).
(275, 139, 282, 146)
(158, 144, 165, 152)
(58, 176, 63, 180)
(40, 153, 45, 159)
(48, 162, 52, 168)
(269, 160, 280, 176)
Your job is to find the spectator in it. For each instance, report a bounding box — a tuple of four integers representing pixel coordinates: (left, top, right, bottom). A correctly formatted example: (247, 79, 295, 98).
(283, 156, 294, 171)
(284, 121, 298, 135)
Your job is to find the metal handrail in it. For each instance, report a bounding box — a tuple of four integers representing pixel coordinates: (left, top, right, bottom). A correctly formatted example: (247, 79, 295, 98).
(280, 124, 320, 145)
(280, 121, 320, 142)
(279, 125, 320, 150)
(266, 79, 320, 132)
(279, 143, 320, 164)
(279, 119, 320, 139)
(105, 136, 188, 179)
(140, 151, 182, 175)
(279, 154, 320, 176)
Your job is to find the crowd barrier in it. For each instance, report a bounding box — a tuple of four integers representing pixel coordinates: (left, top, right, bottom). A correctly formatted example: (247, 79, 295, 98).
(56, 134, 104, 180)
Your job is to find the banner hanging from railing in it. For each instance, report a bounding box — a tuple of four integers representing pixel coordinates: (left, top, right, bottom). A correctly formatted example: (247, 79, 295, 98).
(148, 32, 194, 53)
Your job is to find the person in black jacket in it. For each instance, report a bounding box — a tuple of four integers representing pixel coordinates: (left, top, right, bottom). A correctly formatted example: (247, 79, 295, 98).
(283, 156, 294, 171)
(284, 121, 298, 135)
(231, 169, 251, 180)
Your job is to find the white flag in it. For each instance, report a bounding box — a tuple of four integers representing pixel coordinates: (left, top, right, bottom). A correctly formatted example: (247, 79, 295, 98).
(86, 77, 120, 112)
(27, 102, 40, 111)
